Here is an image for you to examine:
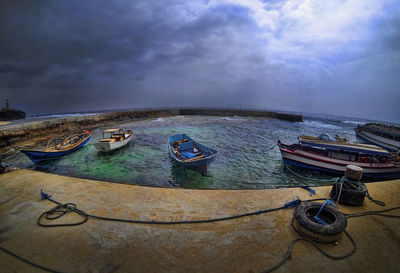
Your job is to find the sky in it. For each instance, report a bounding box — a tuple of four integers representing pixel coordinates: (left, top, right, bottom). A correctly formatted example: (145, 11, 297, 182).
(0, 0, 399, 122)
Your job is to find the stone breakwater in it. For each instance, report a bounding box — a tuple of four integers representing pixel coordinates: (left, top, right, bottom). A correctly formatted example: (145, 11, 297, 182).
(0, 108, 302, 151)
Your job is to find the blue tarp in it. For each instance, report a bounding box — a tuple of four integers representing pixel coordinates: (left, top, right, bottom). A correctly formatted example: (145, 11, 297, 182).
(181, 152, 197, 159)
(318, 133, 337, 142)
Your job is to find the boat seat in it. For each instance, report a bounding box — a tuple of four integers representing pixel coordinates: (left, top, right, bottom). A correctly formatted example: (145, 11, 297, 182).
(179, 141, 194, 153)
(100, 138, 113, 142)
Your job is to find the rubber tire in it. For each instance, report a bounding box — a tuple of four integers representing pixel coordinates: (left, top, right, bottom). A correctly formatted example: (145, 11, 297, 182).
(330, 181, 366, 206)
(293, 202, 347, 243)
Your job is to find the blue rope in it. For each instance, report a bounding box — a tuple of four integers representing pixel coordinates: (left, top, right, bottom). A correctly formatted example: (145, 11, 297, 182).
(314, 199, 335, 225)
(40, 190, 52, 200)
(301, 186, 316, 196)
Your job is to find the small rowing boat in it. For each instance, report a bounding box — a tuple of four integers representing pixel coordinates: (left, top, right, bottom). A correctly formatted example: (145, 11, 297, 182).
(278, 140, 400, 179)
(93, 128, 133, 152)
(168, 134, 218, 170)
(21, 130, 92, 163)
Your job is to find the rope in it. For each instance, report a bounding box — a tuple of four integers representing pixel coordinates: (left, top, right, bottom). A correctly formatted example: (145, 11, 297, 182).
(285, 165, 338, 183)
(344, 206, 400, 218)
(38, 193, 301, 227)
(262, 142, 278, 152)
(365, 189, 385, 206)
(262, 230, 357, 273)
(0, 245, 64, 273)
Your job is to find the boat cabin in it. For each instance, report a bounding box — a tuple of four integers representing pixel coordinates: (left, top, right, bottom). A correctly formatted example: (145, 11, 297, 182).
(100, 129, 130, 143)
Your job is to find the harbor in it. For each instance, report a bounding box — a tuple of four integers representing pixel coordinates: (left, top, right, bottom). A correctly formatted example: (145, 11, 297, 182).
(1, 1, 400, 272)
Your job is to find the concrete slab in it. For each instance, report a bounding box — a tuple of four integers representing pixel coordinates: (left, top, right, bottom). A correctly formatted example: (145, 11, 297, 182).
(0, 169, 399, 273)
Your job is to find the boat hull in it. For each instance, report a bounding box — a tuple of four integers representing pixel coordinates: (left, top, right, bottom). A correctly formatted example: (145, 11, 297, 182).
(355, 129, 400, 152)
(21, 135, 91, 163)
(94, 134, 133, 152)
(168, 134, 218, 169)
(279, 142, 400, 179)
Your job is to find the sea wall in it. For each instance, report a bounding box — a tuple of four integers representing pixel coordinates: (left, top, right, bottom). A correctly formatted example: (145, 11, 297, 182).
(0, 108, 302, 151)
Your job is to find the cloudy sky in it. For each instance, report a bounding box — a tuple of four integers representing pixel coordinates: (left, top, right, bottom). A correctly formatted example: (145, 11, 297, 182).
(0, 0, 399, 122)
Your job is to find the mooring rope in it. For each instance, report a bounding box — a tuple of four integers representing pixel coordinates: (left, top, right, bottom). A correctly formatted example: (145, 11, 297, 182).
(262, 230, 357, 273)
(37, 191, 301, 227)
(285, 165, 338, 183)
(0, 245, 64, 273)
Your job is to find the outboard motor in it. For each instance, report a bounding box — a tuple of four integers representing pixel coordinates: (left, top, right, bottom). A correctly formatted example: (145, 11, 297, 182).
(330, 165, 366, 206)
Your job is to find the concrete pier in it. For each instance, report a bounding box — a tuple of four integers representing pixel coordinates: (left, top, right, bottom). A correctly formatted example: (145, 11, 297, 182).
(0, 169, 399, 273)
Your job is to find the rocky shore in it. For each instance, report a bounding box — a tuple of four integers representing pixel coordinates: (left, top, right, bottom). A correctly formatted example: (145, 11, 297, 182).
(0, 108, 302, 152)
(0, 109, 26, 121)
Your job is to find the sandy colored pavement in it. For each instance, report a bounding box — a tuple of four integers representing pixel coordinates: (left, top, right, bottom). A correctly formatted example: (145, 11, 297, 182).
(0, 169, 399, 273)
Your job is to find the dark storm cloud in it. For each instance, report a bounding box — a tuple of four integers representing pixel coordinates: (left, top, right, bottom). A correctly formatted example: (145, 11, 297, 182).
(0, 0, 399, 122)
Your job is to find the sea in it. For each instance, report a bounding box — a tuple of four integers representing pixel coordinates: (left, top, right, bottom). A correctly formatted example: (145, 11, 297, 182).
(3, 111, 396, 189)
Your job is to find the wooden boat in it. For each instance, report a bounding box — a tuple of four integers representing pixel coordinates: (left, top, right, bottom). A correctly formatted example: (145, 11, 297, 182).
(355, 123, 400, 152)
(93, 129, 133, 152)
(21, 130, 92, 163)
(168, 134, 218, 170)
(298, 134, 390, 156)
(278, 140, 400, 179)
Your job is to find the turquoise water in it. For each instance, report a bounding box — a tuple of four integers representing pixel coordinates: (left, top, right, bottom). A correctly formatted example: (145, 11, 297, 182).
(6, 114, 368, 189)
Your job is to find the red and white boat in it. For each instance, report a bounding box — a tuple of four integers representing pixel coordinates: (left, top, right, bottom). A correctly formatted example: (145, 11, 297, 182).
(278, 140, 400, 179)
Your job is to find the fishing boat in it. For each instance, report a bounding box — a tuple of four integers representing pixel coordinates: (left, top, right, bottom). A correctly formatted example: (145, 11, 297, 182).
(278, 140, 400, 179)
(93, 128, 133, 152)
(355, 123, 400, 152)
(298, 133, 390, 155)
(168, 134, 218, 173)
(21, 130, 92, 163)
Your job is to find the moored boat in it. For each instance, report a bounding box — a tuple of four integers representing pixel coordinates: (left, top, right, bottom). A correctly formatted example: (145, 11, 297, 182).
(355, 123, 400, 152)
(93, 128, 133, 152)
(298, 133, 390, 156)
(278, 140, 400, 179)
(21, 130, 92, 163)
(168, 134, 218, 170)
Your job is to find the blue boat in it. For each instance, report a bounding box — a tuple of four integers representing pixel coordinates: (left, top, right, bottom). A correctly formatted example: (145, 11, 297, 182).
(21, 130, 92, 163)
(168, 134, 218, 170)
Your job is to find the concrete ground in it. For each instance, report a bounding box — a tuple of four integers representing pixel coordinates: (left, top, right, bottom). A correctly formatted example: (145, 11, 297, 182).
(0, 169, 399, 273)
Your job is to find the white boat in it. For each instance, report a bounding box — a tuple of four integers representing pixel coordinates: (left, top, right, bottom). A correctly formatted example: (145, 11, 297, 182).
(355, 123, 400, 152)
(93, 129, 133, 152)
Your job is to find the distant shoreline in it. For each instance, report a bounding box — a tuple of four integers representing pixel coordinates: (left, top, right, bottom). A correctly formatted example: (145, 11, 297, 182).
(0, 107, 302, 152)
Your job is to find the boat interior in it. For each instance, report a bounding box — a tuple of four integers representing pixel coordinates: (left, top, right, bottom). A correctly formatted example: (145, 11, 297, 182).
(99, 129, 132, 143)
(45, 131, 89, 152)
(171, 139, 209, 162)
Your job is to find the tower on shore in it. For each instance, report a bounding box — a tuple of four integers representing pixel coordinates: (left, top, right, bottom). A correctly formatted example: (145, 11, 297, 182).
(5, 99, 9, 110)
